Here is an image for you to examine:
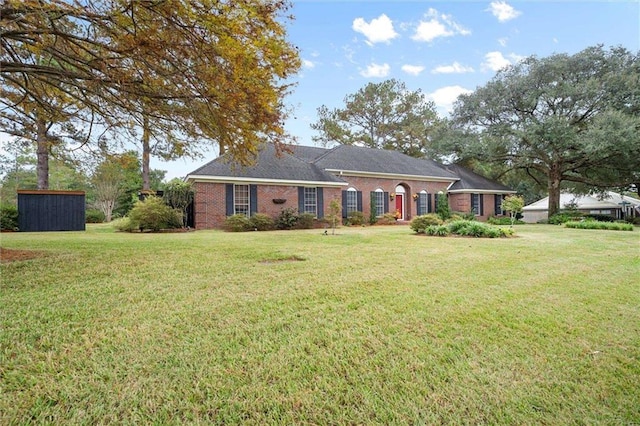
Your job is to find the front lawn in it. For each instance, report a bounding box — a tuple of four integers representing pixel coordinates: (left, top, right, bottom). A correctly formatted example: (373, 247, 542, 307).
(1, 225, 638, 424)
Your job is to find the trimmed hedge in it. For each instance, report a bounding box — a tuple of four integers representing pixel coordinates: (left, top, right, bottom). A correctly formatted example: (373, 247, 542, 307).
(565, 221, 633, 231)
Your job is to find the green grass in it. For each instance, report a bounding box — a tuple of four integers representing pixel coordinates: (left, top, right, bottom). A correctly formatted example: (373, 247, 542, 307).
(1, 224, 639, 424)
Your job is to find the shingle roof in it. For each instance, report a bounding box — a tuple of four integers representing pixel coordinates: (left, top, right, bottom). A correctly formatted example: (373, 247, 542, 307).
(313, 145, 458, 180)
(445, 164, 515, 192)
(287, 145, 330, 162)
(187, 143, 345, 184)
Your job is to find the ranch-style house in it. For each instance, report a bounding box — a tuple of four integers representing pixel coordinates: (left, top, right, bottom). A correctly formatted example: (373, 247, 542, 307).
(185, 144, 516, 229)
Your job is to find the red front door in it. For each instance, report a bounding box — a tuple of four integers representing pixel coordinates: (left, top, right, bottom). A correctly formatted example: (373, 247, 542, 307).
(395, 194, 403, 220)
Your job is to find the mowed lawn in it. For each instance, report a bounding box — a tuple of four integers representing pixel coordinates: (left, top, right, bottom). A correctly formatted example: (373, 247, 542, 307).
(1, 224, 639, 424)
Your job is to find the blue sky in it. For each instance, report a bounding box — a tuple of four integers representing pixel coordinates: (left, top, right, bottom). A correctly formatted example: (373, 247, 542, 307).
(161, 0, 639, 179)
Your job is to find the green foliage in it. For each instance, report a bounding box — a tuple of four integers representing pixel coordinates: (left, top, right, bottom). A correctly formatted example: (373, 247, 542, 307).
(127, 196, 182, 232)
(163, 179, 194, 227)
(296, 213, 316, 230)
(378, 213, 397, 225)
(249, 213, 275, 231)
(445, 220, 513, 238)
(410, 214, 443, 233)
(436, 193, 451, 220)
(548, 211, 585, 225)
(369, 196, 378, 225)
(85, 209, 105, 223)
(455, 210, 476, 221)
(487, 216, 525, 225)
(585, 214, 615, 222)
(112, 217, 137, 232)
(346, 211, 365, 226)
(0, 204, 19, 231)
(425, 225, 451, 236)
(327, 198, 342, 234)
(565, 221, 633, 231)
(224, 214, 252, 232)
(501, 195, 525, 226)
(275, 208, 299, 230)
(311, 79, 441, 158)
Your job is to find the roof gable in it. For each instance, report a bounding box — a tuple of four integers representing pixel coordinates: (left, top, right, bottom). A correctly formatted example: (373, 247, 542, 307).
(445, 164, 515, 193)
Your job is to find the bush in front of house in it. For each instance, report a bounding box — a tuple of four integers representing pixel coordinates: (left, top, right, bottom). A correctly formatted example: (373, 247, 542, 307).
(487, 216, 524, 225)
(377, 213, 397, 225)
(275, 207, 299, 230)
(86, 209, 106, 223)
(1, 204, 18, 231)
(445, 220, 514, 238)
(345, 211, 365, 226)
(249, 213, 275, 231)
(296, 213, 316, 229)
(224, 214, 252, 232)
(548, 211, 584, 225)
(127, 196, 182, 232)
(410, 214, 443, 233)
(584, 214, 615, 222)
(565, 221, 633, 231)
(425, 225, 450, 236)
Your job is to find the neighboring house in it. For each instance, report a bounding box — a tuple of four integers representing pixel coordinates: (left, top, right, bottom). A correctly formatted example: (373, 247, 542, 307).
(185, 144, 516, 229)
(522, 191, 640, 223)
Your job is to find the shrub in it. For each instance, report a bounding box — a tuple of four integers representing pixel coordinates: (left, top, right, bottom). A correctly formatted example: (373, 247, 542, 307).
(128, 196, 182, 231)
(112, 217, 137, 232)
(247, 213, 274, 231)
(585, 214, 614, 222)
(346, 211, 365, 226)
(425, 225, 450, 236)
(436, 193, 451, 220)
(275, 207, 299, 230)
(1, 204, 18, 231)
(85, 209, 106, 223)
(487, 216, 524, 225)
(296, 213, 316, 229)
(369, 197, 378, 225)
(548, 211, 584, 225)
(454, 210, 476, 221)
(565, 221, 633, 231)
(224, 214, 252, 232)
(410, 214, 443, 233)
(445, 220, 512, 238)
(377, 213, 397, 225)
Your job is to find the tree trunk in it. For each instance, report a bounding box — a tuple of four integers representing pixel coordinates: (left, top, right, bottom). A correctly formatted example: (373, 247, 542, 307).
(547, 166, 562, 218)
(141, 115, 151, 191)
(36, 117, 49, 190)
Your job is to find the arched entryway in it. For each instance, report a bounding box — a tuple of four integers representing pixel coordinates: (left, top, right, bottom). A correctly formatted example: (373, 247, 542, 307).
(395, 185, 406, 220)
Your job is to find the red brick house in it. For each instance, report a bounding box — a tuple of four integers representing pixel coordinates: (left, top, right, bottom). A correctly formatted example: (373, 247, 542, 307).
(185, 144, 516, 229)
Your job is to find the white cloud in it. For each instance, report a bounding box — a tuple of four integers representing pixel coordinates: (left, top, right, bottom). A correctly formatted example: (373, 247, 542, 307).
(352, 14, 399, 45)
(431, 61, 474, 74)
(401, 64, 425, 76)
(487, 1, 522, 22)
(412, 8, 471, 42)
(360, 63, 391, 78)
(427, 85, 473, 114)
(303, 59, 316, 69)
(482, 51, 511, 71)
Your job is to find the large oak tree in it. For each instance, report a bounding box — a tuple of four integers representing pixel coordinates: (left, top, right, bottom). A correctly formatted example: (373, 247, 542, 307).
(1, 0, 301, 189)
(441, 45, 640, 217)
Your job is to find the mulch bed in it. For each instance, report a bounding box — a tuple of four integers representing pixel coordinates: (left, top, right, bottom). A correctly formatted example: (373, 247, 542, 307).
(0, 248, 47, 263)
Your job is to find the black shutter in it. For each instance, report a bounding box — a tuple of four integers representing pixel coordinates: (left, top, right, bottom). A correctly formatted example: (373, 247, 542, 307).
(427, 194, 432, 213)
(370, 191, 376, 216)
(357, 191, 363, 212)
(298, 187, 305, 213)
(480, 194, 484, 216)
(416, 195, 423, 215)
(434, 194, 438, 213)
(225, 184, 234, 216)
(250, 185, 258, 216)
(317, 188, 324, 218)
(494, 195, 501, 215)
(342, 191, 348, 218)
(383, 192, 389, 213)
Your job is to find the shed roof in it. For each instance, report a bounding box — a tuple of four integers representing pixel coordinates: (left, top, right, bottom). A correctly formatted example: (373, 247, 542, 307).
(523, 192, 640, 211)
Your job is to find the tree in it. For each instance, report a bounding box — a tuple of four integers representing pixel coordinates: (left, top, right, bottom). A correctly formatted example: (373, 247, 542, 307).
(327, 198, 342, 235)
(442, 45, 640, 217)
(163, 179, 194, 228)
(436, 192, 451, 221)
(2, 0, 301, 187)
(501, 195, 524, 227)
(311, 79, 442, 157)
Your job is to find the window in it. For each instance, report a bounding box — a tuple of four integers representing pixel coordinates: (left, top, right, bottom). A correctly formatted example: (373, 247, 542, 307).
(471, 193, 483, 216)
(346, 188, 358, 214)
(417, 191, 429, 215)
(374, 189, 384, 217)
(303, 187, 317, 215)
(234, 184, 249, 216)
(494, 194, 504, 215)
